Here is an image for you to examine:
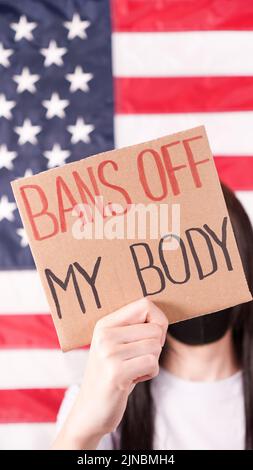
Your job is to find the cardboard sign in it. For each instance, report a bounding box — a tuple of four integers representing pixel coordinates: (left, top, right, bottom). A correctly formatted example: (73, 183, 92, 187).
(11, 126, 252, 351)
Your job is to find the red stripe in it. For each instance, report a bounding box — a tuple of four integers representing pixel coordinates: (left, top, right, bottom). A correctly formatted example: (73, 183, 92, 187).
(115, 77, 253, 114)
(0, 314, 90, 349)
(215, 157, 253, 191)
(0, 314, 60, 349)
(112, 0, 253, 32)
(0, 389, 65, 423)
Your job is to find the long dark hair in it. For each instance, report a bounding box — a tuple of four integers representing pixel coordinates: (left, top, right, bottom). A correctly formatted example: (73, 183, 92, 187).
(117, 183, 253, 450)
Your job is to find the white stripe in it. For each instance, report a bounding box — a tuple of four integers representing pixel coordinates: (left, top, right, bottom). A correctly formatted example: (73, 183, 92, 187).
(113, 31, 253, 76)
(0, 270, 48, 314)
(0, 423, 54, 450)
(236, 191, 253, 225)
(0, 349, 89, 389)
(115, 113, 253, 154)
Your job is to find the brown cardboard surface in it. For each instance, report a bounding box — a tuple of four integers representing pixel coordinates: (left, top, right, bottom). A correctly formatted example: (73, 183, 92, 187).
(11, 126, 252, 351)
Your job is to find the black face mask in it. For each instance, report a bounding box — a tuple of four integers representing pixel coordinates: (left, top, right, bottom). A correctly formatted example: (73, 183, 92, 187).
(168, 309, 232, 346)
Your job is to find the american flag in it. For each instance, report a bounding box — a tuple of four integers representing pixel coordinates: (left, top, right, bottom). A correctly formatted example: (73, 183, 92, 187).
(0, 0, 253, 449)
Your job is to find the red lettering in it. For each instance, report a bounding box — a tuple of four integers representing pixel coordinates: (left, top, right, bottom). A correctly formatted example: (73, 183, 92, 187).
(137, 149, 168, 201)
(182, 136, 210, 187)
(20, 184, 58, 241)
(56, 177, 78, 232)
(98, 160, 132, 215)
(72, 169, 103, 221)
(73, 168, 100, 204)
(161, 141, 187, 195)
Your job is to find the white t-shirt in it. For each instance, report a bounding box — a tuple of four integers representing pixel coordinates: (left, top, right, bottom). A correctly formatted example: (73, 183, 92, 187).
(56, 367, 245, 450)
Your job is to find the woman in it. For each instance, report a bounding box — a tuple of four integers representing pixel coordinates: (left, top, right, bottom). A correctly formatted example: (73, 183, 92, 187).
(53, 184, 253, 450)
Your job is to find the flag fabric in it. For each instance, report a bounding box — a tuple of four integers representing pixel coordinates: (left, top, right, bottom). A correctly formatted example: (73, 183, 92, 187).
(0, 0, 253, 449)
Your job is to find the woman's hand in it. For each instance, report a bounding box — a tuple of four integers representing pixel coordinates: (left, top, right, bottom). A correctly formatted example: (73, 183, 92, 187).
(52, 298, 168, 450)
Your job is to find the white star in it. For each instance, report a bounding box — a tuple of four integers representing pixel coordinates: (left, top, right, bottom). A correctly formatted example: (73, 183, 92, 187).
(67, 117, 94, 144)
(44, 143, 71, 168)
(0, 144, 17, 170)
(66, 65, 93, 93)
(42, 92, 69, 119)
(24, 168, 33, 177)
(16, 227, 29, 247)
(0, 195, 16, 221)
(13, 67, 40, 93)
(15, 118, 42, 145)
(0, 94, 16, 119)
(40, 40, 67, 67)
(64, 13, 90, 40)
(11, 15, 37, 41)
(0, 42, 13, 67)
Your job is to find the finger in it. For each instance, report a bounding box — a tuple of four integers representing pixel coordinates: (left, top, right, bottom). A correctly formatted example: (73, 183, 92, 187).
(120, 354, 159, 387)
(145, 301, 169, 346)
(110, 323, 164, 345)
(96, 298, 149, 329)
(133, 375, 152, 384)
(98, 298, 168, 346)
(117, 338, 162, 361)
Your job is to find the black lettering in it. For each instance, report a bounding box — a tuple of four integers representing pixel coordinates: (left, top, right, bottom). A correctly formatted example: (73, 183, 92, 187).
(159, 234, 190, 284)
(185, 228, 218, 279)
(204, 216, 233, 271)
(45, 265, 85, 319)
(73, 257, 102, 309)
(129, 242, 166, 296)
